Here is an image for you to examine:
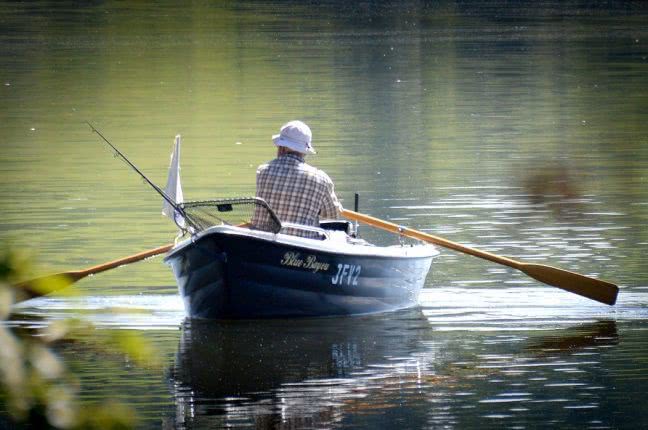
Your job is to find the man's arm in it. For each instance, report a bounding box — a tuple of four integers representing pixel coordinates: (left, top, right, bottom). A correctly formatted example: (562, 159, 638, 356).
(320, 179, 342, 220)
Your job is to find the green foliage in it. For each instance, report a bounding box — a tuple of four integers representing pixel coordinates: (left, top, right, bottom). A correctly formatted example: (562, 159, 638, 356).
(0, 245, 160, 429)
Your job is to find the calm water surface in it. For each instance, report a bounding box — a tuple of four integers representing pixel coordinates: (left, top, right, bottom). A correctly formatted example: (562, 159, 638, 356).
(2, 1, 648, 429)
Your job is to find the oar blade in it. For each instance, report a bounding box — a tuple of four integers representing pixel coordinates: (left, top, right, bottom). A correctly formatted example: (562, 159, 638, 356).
(15, 271, 85, 301)
(520, 263, 618, 305)
(12, 244, 173, 303)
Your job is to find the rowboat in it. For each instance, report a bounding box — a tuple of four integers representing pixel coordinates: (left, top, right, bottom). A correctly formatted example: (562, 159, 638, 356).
(163, 198, 439, 319)
(17, 127, 616, 310)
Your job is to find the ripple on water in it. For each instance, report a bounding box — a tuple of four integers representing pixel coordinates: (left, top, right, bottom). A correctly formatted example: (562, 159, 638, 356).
(12, 293, 185, 329)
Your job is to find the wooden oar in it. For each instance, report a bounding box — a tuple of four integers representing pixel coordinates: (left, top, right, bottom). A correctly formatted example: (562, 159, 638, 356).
(341, 209, 619, 306)
(14, 244, 173, 301)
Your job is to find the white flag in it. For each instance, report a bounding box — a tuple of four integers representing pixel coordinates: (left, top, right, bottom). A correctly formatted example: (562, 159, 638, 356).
(162, 134, 185, 228)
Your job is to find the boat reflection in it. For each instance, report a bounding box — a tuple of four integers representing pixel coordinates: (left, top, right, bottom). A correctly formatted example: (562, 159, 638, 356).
(168, 309, 434, 429)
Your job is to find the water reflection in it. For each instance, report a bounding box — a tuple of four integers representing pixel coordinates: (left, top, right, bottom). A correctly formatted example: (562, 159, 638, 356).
(524, 320, 618, 354)
(5, 295, 641, 428)
(167, 309, 629, 429)
(433, 319, 625, 429)
(169, 310, 435, 429)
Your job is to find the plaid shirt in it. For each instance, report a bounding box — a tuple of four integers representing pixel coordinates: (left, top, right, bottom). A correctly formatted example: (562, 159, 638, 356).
(252, 153, 342, 238)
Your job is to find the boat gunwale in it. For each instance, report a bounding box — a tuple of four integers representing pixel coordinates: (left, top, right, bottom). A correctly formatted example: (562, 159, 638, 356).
(163, 224, 440, 262)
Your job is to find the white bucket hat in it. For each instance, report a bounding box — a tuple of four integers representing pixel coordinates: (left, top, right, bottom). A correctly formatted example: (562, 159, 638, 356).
(272, 120, 316, 155)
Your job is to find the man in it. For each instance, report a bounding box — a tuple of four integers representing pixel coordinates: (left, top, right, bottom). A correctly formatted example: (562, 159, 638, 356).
(252, 120, 342, 238)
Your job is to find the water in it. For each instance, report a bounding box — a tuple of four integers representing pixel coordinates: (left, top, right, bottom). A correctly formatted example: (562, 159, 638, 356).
(2, 1, 648, 428)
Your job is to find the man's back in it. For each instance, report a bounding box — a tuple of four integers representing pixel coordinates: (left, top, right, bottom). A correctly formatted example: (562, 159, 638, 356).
(253, 153, 340, 238)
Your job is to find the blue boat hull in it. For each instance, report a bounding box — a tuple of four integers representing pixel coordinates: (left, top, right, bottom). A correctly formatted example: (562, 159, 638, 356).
(164, 227, 436, 319)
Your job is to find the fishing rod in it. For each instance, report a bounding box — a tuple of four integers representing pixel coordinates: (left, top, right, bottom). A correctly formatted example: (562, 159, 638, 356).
(86, 122, 197, 230)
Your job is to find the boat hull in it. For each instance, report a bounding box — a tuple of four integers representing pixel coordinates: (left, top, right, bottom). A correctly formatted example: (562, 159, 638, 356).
(164, 227, 437, 319)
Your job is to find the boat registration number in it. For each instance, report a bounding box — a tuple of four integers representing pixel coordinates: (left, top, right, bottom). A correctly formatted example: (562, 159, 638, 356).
(331, 264, 361, 286)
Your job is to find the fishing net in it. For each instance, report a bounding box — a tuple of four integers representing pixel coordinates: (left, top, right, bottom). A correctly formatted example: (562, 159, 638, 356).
(179, 197, 282, 234)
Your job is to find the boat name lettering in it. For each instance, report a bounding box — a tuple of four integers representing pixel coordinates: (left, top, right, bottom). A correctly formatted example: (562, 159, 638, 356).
(304, 255, 330, 273)
(332, 264, 361, 286)
(280, 252, 330, 273)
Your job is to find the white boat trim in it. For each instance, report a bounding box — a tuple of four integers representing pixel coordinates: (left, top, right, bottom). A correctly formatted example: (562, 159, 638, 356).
(167, 224, 440, 260)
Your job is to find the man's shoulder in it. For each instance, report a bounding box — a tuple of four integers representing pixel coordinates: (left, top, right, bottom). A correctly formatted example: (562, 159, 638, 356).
(256, 163, 268, 175)
(256, 157, 297, 176)
(257, 157, 333, 183)
(256, 159, 277, 173)
(301, 163, 333, 183)
(258, 155, 294, 170)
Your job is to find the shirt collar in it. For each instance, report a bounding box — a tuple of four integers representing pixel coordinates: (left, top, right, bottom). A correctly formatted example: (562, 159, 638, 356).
(279, 153, 305, 163)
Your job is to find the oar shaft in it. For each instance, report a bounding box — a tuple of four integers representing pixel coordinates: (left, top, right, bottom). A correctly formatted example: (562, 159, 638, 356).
(14, 244, 174, 302)
(78, 244, 173, 277)
(341, 209, 520, 268)
(341, 209, 619, 306)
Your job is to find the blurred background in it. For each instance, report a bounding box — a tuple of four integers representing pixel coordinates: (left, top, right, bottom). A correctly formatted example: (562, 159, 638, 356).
(1, 1, 646, 293)
(1, 1, 647, 428)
